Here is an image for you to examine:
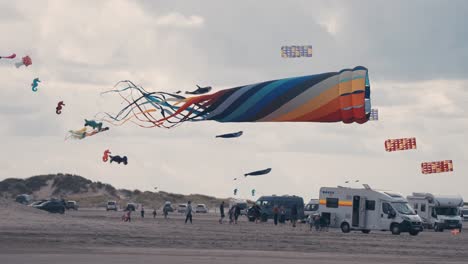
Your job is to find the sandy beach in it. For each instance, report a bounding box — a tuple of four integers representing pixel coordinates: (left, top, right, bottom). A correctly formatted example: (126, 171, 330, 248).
(1, 200, 467, 264)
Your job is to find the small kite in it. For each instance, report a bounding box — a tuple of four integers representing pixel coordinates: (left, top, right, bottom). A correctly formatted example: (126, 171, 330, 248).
(175, 90, 181, 94)
(66, 127, 109, 140)
(385, 138, 417, 152)
(0, 53, 16, 59)
(216, 131, 243, 138)
(109, 155, 128, 165)
(31, 78, 40, 92)
(421, 160, 453, 174)
(186, 85, 212, 95)
(84, 119, 103, 131)
(233, 178, 237, 181)
(15, 55, 32, 68)
(56, 101, 65, 114)
(233, 188, 238, 196)
(245, 168, 271, 177)
(99, 66, 372, 129)
(281, 45, 313, 58)
(103, 149, 111, 162)
(251, 189, 256, 196)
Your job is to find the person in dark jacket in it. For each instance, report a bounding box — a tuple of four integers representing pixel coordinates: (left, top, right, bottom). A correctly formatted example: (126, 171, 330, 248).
(152, 209, 157, 219)
(219, 201, 225, 224)
(279, 206, 286, 224)
(291, 204, 298, 227)
(273, 205, 279, 226)
(185, 201, 193, 224)
(234, 204, 241, 224)
(141, 205, 145, 218)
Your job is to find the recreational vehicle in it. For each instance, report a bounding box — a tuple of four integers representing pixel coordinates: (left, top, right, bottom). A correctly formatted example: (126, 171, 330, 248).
(304, 199, 319, 218)
(318, 185, 423, 235)
(407, 193, 463, 232)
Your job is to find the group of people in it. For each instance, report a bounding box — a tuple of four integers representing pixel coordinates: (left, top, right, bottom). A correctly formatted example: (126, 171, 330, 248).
(307, 214, 329, 231)
(121, 205, 158, 222)
(218, 201, 242, 224)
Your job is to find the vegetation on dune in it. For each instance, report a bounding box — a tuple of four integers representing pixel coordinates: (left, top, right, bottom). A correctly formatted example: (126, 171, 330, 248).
(0, 173, 230, 209)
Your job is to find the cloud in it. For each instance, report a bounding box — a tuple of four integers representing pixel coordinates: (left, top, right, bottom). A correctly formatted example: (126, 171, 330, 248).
(155, 12, 204, 28)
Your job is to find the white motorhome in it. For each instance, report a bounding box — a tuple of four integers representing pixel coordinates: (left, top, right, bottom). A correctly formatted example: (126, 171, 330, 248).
(319, 185, 423, 235)
(407, 193, 463, 232)
(304, 199, 319, 218)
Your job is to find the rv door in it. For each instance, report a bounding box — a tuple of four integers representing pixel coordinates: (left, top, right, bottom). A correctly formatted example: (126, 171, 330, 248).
(359, 197, 367, 229)
(380, 201, 394, 230)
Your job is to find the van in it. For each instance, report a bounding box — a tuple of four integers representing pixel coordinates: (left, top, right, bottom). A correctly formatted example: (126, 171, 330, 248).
(407, 193, 463, 232)
(106, 201, 118, 211)
(461, 207, 468, 222)
(248, 195, 304, 222)
(177, 204, 187, 213)
(319, 185, 422, 235)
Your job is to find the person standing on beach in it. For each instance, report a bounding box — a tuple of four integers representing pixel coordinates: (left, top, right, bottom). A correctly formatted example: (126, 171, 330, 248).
(185, 201, 193, 224)
(141, 205, 145, 218)
(234, 204, 241, 224)
(219, 201, 225, 224)
(163, 205, 169, 219)
(291, 204, 298, 228)
(152, 209, 157, 219)
(279, 206, 286, 224)
(273, 205, 279, 226)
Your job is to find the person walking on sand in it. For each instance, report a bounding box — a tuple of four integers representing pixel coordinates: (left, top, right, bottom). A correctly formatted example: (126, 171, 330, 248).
(219, 201, 225, 224)
(152, 209, 157, 219)
(141, 205, 145, 218)
(291, 204, 298, 228)
(122, 210, 131, 222)
(185, 201, 193, 224)
(273, 205, 279, 226)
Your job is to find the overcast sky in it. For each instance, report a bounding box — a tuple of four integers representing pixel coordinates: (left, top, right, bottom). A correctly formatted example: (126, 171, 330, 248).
(1, 0, 468, 202)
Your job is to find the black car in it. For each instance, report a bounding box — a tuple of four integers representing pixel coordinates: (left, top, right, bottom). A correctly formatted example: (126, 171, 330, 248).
(35, 200, 65, 214)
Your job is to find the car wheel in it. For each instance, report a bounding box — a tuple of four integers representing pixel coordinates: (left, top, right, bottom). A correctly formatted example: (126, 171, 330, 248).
(341, 222, 350, 233)
(261, 213, 268, 222)
(60, 208, 65, 214)
(391, 224, 400, 235)
(361, 230, 371, 234)
(409, 230, 419, 236)
(434, 224, 440, 232)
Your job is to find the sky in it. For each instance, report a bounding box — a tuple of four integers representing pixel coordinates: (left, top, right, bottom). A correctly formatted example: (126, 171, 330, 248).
(1, 0, 468, 202)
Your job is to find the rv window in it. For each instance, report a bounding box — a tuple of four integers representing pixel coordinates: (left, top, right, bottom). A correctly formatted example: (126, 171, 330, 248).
(326, 198, 339, 208)
(382, 202, 391, 214)
(413, 203, 418, 210)
(365, 200, 375, 211)
(421, 204, 426, 212)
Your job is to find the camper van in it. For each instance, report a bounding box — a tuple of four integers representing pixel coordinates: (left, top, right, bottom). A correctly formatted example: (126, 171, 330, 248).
(319, 185, 423, 235)
(407, 193, 463, 232)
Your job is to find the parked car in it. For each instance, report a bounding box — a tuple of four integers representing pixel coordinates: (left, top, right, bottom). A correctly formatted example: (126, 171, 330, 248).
(106, 201, 118, 211)
(65, 201, 79, 210)
(15, 194, 32, 205)
(126, 203, 136, 211)
(195, 204, 208, 213)
(229, 199, 248, 215)
(35, 200, 65, 214)
(177, 203, 187, 213)
(163, 201, 174, 212)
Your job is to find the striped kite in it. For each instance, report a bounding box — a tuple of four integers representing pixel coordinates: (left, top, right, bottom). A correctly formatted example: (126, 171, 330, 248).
(99, 66, 372, 128)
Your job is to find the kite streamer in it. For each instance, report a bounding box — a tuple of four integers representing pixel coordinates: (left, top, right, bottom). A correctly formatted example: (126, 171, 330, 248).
(0, 53, 16, 59)
(98, 66, 372, 128)
(421, 160, 453, 174)
(385, 138, 417, 152)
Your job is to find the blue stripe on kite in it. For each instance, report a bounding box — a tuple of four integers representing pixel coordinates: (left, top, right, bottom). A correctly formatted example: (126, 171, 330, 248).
(219, 77, 294, 122)
(231, 75, 313, 122)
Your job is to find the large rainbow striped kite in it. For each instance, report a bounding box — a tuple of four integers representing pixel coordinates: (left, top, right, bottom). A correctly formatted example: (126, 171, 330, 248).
(100, 66, 371, 128)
